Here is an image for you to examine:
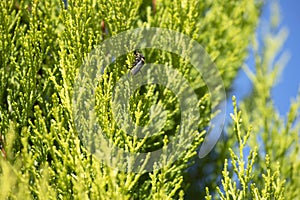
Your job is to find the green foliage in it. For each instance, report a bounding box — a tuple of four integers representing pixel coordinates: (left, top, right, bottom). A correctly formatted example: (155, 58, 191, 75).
(3, 0, 298, 200)
(205, 2, 300, 199)
(238, 4, 300, 198)
(209, 97, 286, 199)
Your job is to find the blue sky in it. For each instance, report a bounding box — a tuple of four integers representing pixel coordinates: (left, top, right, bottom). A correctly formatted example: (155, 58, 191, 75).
(273, 0, 300, 115)
(232, 0, 300, 116)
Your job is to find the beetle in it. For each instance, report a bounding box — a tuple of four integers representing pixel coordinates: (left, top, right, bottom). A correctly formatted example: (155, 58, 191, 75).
(131, 50, 145, 75)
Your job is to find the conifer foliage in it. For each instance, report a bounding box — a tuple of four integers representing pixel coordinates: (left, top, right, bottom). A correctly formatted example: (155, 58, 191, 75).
(0, 0, 299, 199)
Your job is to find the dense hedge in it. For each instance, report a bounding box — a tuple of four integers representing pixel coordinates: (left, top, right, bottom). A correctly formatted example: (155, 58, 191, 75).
(1, 0, 299, 199)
